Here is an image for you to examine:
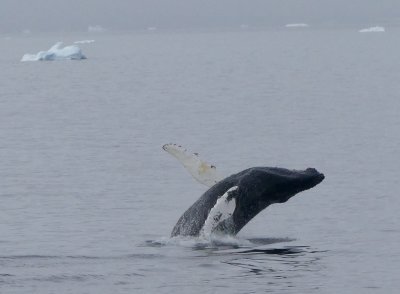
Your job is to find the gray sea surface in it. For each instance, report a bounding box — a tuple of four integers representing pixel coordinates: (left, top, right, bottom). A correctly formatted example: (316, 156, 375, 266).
(1, 27, 400, 293)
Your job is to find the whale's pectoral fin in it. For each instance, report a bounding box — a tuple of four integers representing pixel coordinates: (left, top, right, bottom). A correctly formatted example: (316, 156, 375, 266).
(162, 143, 223, 187)
(201, 186, 239, 237)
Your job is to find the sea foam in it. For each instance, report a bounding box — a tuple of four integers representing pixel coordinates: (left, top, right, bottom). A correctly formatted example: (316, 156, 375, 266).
(21, 42, 87, 62)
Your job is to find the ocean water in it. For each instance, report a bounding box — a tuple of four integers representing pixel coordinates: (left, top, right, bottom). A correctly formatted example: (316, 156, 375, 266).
(1, 28, 399, 293)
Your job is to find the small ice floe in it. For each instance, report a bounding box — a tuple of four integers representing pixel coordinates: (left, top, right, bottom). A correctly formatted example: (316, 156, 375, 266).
(285, 23, 309, 28)
(74, 40, 95, 44)
(88, 25, 106, 33)
(147, 27, 157, 31)
(359, 26, 385, 33)
(21, 42, 86, 62)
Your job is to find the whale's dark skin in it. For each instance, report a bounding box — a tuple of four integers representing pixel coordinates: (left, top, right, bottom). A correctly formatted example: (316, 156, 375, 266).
(171, 167, 325, 237)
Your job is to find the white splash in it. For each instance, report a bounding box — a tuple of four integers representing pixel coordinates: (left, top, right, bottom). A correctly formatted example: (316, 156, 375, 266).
(162, 143, 223, 187)
(201, 186, 238, 237)
(285, 23, 309, 28)
(21, 42, 87, 62)
(74, 40, 95, 44)
(155, 234, 253, 249)
(359, 26, 385, 33)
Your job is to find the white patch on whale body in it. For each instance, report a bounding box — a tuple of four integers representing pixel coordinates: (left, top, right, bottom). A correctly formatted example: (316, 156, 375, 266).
(163, 143, 223, 187)
(201, 186, 238, 237)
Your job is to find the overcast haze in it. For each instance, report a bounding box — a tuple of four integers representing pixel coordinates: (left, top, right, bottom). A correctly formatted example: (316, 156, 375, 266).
(1, 0, 400, 33)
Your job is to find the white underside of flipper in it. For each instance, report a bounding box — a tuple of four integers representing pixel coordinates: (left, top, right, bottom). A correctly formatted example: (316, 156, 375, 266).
(200, 186, 238, 237)
(163, 143, 223, 187)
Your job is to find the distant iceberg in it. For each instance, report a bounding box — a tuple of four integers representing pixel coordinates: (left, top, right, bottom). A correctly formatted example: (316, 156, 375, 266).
(88, 25, 106, 33)
(74, 40, 95, 44)
(285, 23, 309, 28)
(21, 42, 87, 62)
(359, 26, 385, 33)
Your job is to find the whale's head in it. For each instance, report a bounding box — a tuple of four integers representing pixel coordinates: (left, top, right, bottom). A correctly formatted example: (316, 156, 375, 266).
(230, 167, 324, 232)
(237, 167, 324, 204)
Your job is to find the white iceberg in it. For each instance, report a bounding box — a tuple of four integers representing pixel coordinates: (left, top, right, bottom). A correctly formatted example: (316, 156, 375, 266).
(285, 23, 309, 28)
(74, 39, 95, 44)
(88, 25, 106, 33)
(21, 42, 87, 62)
(359, 26, 385, 33)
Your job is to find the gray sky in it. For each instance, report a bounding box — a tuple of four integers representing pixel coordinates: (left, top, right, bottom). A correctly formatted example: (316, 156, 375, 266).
(1, 0, 399, 33)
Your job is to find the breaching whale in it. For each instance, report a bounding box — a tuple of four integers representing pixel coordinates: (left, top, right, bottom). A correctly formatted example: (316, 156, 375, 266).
(163, 144, 325, 237)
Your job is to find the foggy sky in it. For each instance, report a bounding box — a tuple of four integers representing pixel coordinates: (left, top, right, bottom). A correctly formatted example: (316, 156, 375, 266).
(1, 0, 399, 33)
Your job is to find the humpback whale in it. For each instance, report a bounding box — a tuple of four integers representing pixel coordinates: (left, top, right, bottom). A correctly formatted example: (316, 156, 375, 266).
(163, 144, 324, 237)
